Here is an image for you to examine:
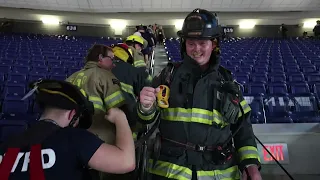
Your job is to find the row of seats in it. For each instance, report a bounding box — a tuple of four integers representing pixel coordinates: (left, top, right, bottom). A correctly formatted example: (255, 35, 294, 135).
(0, 33, 123, 143)
(241, 83, 320, 96)
(246, 95, 319, 124)
(234, 73, 320, 84)
(0, 65, 80, 76)
(1, 60, 83, 67)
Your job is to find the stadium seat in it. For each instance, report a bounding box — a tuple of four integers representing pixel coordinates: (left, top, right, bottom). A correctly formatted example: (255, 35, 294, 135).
(6, 73, 27, 85)
(244, 96, 265, 124)
(268, 84, 288, 96)
(264, 96, 293, 123)
(246, 84, 266, 96)
(289, 95, 320, 123)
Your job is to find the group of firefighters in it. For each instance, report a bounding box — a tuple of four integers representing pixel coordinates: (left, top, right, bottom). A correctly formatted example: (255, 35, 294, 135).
(0, 8, 262, 180)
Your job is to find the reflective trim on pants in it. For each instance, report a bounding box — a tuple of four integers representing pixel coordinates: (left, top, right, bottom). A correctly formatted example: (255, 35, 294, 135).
(148, 159, 192, 180)
(197, 165, 240, 180)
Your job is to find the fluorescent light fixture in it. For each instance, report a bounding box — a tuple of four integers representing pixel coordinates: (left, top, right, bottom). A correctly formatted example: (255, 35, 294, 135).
(41, 17, 59, 25)
(303, 20, 317, 28)
(174, 19, 184, 30)
(110, 19, 127, 35)
(239, 20, 256, 29)
(110, 19, 127, 30)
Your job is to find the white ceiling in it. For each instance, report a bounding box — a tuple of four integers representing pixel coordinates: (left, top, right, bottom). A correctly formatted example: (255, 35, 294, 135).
(0, 0, 319, 12)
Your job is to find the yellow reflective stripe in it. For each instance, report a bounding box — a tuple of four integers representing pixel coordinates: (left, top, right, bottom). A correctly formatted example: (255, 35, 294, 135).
(148, 159, 192, 180)
(132, 132, 137, 141)
(104, 91, 125, 109)
(197, 165, 240, 180)
(137, 108, 156, 121)
(147, 75, 153, 82)
(161, 108, 228, 127)
(238, 146, 260, 162)
(134, 60, 146, 67)
(238, 100, 251, 117)
(80, 89, 87, 97)
(88, 96, 105, 112)
(120, 82, 135, 98)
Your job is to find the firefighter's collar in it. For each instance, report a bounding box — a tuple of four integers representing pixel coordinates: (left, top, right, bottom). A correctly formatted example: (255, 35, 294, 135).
(84, 61, 99, 69)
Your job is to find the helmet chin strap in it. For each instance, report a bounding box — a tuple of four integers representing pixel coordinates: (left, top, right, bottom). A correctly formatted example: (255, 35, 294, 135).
(68, 113, 80, 128)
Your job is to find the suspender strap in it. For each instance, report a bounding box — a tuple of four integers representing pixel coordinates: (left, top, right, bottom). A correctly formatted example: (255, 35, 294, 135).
(30, 144, 46, 180)
(0, 148, 20, 180)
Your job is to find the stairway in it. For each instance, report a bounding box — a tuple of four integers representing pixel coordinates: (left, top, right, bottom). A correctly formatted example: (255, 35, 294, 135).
(151, 45, 169, 77)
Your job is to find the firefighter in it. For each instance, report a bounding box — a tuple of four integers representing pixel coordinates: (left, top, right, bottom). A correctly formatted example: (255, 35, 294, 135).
(136, 25, 155, 67)
(125, 35, 148, 70)
(66, 44, 126, 144)
(0, 80, 135, 180)
(136, 9, 262, 180)
(111, 43, 152, 122)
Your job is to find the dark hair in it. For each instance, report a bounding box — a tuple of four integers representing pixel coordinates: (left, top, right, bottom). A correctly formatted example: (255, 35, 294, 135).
(85, 44, 113, 62)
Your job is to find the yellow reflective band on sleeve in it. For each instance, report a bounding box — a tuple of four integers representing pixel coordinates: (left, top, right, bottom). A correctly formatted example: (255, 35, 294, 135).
(134, 60, 146, 68)
(120, 82, 136, 98)
(88, 96, 105, 112)
(197, 165, 240, 180)
(104, 91, 125, 109)
(132, 132, 137, 141)
(161, 108, 229, 127)
(147, 75, 153, 82)
(238, 146, 261, 162)
(238, 100, 251, 118)
(148, 159, 192, 180)
(137, 108, 156, 121)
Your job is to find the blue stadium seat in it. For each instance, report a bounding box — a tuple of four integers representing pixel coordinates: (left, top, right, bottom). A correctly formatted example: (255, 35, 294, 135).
(244, 96, 265, 124)
(238, 67, 252, 73)
(288, 95, 320, 123)
(3, 85, 26, 100)
(307, 74, 320, 83)
(2, 99, 29, 114)
(286, 67, 300, 73)
(51, 67, 67, 75)
(64, 61, 78, 67)
(270, 74, 286, 83)
(31, 60, 46, 66)
(0, 59, 14, 65)
(30, 66, 48, 74)
(68, 67, 80, 75)
(15, 60, 30, 66)
(290, 84, 310, 95)
(12, 65, 30, 74)
(28, 73, 47, 82)
(0, 65, 11, 73)
(270, 66, 284, 73)
(235, 74, 250, 84)
(302, 66, 316, 73)
(251, 74, 268, 83)
(268, 84, 288, 96)
(264, 96, 293, 123)
(246, 84, 266, 96)
(6, 73, 27, 85)
(288, 73, 305, 82)
(50, 74, 67, 81)
(254, 66, 268, 73)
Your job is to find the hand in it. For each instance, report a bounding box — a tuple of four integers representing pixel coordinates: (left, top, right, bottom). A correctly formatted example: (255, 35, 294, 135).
(139, 86, 160, 109)
(242, 165, 262, 180)
(105, 108, 126, 124)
